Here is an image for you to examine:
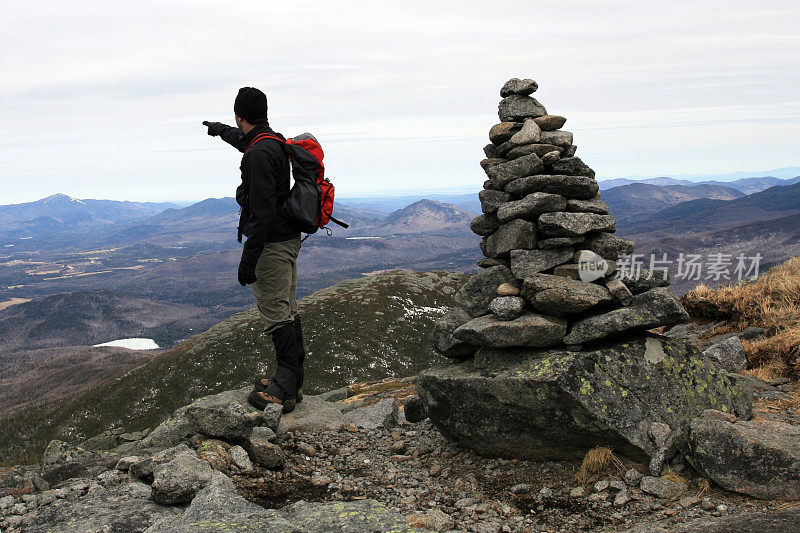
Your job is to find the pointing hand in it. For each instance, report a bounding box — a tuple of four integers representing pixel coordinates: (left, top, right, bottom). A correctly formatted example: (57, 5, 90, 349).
(202, 121, 226, 137)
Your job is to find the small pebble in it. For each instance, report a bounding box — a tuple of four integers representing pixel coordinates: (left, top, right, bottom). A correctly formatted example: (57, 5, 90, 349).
(609, 480, 626, 492)
(510, 483, 532, 494)
(594, 480, 610, 492)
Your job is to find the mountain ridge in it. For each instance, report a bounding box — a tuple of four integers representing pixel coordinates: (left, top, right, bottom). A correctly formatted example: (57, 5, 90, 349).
(599, 174, 800, 193)
(0, 269, 465, 465)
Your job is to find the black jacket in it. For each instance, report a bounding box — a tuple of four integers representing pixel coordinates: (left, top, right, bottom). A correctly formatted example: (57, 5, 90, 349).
(218, 124, 299, 265)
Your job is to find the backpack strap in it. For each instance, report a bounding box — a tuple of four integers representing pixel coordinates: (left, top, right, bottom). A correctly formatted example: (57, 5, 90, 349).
(245, 132, 285, 153)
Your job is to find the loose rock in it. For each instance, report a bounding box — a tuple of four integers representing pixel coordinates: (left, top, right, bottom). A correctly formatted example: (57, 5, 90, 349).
(498, 95, 547, 122)
(505, 174, 599, 200)
(496, 192, 566, 223)
(510, 248, 574, 279)
(151, 452, 213, 505)
(500, 78, 538, 97)
(488, 296, 526, 320)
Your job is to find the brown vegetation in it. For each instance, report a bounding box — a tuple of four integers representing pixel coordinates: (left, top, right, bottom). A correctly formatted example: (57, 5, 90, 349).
(681, 255, 800, 379)
(575, 446, 625, 483)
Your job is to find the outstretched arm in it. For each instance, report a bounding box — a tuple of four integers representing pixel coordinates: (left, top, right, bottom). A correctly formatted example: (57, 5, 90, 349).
(202, 121, 246, 153)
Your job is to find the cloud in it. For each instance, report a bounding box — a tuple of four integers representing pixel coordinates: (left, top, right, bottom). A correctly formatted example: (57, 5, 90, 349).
(1, 0, 799, 203)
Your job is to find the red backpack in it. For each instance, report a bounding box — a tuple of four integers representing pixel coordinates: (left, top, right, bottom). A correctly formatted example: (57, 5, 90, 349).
(246, 132, 347, 236)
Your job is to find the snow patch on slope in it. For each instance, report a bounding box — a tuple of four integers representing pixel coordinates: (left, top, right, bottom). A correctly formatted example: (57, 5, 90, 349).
(93, 338, 160, 350)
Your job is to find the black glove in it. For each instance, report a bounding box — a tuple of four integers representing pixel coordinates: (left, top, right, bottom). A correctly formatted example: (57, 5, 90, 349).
(202, 121, 226, 137)
(238, 261, 257, 286)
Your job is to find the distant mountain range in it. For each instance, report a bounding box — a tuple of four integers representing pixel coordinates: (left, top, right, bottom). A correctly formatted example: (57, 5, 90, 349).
(598, 175, 800, 194)
(0, 194, 179, 235)
(0, 196, 480, 355)
(616, 182, 800, 293)
(2, 175, 799, 356)
(602, 183, 745, 221)
(617, 181, 800, 237)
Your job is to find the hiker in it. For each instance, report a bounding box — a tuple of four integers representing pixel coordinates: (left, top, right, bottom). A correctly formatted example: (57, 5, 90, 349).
(203, 87, 305, 414)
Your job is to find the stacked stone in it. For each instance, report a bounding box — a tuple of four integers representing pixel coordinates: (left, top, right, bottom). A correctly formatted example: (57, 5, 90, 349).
(434, 77, 684, 357)
(421, 78, 750, 467)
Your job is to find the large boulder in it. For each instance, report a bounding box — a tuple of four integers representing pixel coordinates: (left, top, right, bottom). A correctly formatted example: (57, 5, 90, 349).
(277, 396, 346, 433)
(147, 471, 424, 532)
(22, 481, 183, 533)
(344, 398, 399, 430)
(40, 440, 118, 486)
(686, 410, 800, 499)
(416, 335, 750, 460)
(185, 388, 263, 441)
(702, 336, 748, 372)
(619, 509, 800, 533)
(135, 406, 194, 450)
(564, 288, 688, 344)
(151, 451, 213, 505)
(453, 313, 567, 348)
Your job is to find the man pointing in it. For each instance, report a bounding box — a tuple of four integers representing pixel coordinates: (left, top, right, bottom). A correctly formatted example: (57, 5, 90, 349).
(203, 87, 305, 413)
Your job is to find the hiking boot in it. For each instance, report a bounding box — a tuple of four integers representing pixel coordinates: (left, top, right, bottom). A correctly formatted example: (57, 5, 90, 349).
(254, 378, 303, 403)
(247, 390, 296, 414)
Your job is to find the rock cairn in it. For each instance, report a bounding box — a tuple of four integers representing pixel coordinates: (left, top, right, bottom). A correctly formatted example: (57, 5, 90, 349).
(418, 78, 751, 469)
(447, 76, 684, 350)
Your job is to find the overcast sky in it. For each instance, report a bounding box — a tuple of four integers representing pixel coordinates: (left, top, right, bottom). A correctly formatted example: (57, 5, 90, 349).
(1, 0, 798, 204)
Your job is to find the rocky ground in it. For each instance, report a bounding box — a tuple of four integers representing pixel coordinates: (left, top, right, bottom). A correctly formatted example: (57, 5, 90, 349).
(1, 375, 798, 532)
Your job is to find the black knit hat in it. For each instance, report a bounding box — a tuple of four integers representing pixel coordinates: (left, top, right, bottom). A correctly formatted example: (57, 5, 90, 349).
(234, 87, 268, 122)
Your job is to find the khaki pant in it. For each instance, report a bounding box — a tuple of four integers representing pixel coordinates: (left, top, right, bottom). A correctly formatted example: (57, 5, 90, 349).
(251, 237, 301, 334)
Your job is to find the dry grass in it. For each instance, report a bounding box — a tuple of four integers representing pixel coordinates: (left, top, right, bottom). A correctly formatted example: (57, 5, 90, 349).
(682, 256, 800, 328)
(681, 255, 800, 378)
(745, 328, 800, 371)
(662, 468, 689, 485)
(695, 478, 712, 498)
(742, 358, 789, 383)
(575, 446, 625, 483)
(775, 387, 800, 412)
